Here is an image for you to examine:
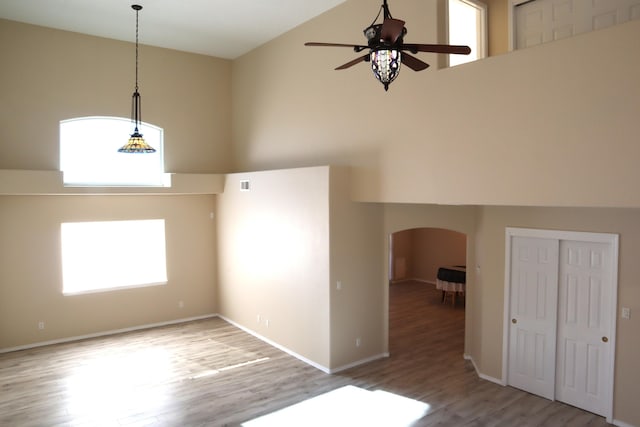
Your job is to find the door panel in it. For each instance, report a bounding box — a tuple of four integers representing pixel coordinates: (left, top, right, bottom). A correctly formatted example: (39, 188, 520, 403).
(515, 0, 640, 49)
(556, 240, 611, 417)
(508, 237, 559, 400)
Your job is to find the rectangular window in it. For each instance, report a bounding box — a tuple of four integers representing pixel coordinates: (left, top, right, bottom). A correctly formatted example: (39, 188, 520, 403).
(448, 0, 487, 67)
(61, 220, 168, 295)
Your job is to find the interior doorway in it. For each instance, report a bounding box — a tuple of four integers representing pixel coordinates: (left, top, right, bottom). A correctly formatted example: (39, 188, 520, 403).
(388, 227, 467, 354)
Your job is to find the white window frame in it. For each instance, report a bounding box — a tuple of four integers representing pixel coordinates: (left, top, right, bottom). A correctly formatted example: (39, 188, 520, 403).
(447, 0, 488, 67)
(60, 116, 168, 187)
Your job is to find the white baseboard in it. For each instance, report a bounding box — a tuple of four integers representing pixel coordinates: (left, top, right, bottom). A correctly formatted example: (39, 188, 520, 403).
(391, 278, 436, 285)
(613, 419, 638, 427)
(219, 315, 390, 374)
(0, 313, 218, 354)
(463, 353, 505, 386)
(463, 354, 636, 426)
(330, 353, 390, 374)
(219, 315, 332, 373)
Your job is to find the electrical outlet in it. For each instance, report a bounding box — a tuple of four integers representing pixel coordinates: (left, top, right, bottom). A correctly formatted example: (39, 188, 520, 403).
(622, 307, 631, 319)
(265, 319, 270, 328)
(257, 314, 261, 323)
(355, 337, 361, 347)
(178, 301, 184, 309)
(38, 321, 45, 330)
(337, 281, 342, 290)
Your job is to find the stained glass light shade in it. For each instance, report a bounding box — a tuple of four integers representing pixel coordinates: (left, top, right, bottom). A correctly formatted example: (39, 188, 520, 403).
(118, 90, 155, 153)
(119, 132, 156, 153)
(370, 49, 401, 91)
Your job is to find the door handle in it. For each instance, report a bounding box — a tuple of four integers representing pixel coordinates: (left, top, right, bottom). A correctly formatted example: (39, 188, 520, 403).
(512, 318, 517, 324)
(602, 336, 608, 343)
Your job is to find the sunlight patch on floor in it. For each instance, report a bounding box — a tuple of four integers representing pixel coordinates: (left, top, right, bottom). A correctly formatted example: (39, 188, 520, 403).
(242, 385, 430, 427)
(189, 356, 270, 379)
(63, 347, 172, 417)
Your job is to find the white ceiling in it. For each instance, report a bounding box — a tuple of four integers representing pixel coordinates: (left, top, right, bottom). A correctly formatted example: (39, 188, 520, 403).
(0, 0, 347, 59)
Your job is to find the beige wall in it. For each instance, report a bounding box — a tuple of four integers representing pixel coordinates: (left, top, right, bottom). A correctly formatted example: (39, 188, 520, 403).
(0, 195, 217, 349)
(231, 9, 640, 420)
(0, 19, 230, 349)
(476, 206, 640, 426)
(216, 167, 332, 367)
(0, 19, 232, 173)
(232, 0, 640, 207)
(217, 166, 385, 371)
(411, 228, 466, 282)
(390, 228, 466, 282)
(390, 230, 412, 281)
(2, 2, 640, 424)
(329, 167, 384, 368)
(485, 0, 509, 56)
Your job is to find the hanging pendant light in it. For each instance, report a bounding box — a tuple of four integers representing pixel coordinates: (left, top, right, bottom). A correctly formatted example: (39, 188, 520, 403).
(119, 4, 155, 153)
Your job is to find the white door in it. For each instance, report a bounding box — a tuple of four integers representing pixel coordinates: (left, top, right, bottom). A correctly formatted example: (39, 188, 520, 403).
(514, 0, 640, 49)
(505, 229, 618, 421)
(556, 240, 613, 417)
(508, 236, 559, 400)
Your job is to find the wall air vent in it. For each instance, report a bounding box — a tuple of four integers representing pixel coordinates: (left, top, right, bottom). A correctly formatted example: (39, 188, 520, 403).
(240, 180, 250, 191)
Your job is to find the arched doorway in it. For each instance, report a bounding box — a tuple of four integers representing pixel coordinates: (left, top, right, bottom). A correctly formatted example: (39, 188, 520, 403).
(388, 227, 467, 355)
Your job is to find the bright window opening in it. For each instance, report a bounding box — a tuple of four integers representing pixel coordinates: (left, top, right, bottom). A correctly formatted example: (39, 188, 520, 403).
(61, 219, 168, 295)
(448, 0, 487, 67)
(60, 116, 166, 187)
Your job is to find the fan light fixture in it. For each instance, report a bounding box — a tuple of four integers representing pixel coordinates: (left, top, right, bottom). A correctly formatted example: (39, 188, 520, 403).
(362, 2, 404, 92)
(370, 49, 401, 91)
(118, 4, 155, 153)
(304, 0, 471, 91)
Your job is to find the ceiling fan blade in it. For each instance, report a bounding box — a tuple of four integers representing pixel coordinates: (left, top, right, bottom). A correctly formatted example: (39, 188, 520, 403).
(403, 43, 471, 55)
(381, 18, 405, 44)
(335, 54, 369, 70)
(401, 53, 430, 71)
(305, 42, 368, 50)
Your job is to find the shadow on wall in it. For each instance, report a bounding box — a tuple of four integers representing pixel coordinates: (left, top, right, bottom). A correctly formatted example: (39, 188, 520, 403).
(389, 228, 466, 284)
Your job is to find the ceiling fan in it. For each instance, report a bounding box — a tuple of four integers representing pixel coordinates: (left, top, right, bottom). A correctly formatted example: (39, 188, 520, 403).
(305, 0, 471, 91)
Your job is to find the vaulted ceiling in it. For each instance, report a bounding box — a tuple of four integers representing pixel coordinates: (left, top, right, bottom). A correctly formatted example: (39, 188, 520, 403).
(0, 0, 347, 59)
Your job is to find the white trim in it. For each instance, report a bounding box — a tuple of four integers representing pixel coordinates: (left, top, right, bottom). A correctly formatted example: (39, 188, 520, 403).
(503, 227, 618, 424)
(508, 0, 530, 51)
(464, 353, 504, 386)
(219, 315, 332, 373)
(612, 419, 638, 427)
(446, 0, 488, 66)
(0, 313, 218, 354)
(390, 278, 436, 286)
(219, 315, 389, 374)
(62, 280, 167, 296)
(330, 353, 390, 374)
(470, 0, 488, 59)
(502, 231, 513, 387)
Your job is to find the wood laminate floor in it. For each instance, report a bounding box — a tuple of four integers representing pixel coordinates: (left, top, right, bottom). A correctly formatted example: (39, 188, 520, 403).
(0, 281, 612, 426)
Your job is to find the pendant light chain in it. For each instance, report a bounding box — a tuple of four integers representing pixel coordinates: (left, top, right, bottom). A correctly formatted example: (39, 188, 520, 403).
(118, 4, 155, 153)
(135, 6, 139, 92)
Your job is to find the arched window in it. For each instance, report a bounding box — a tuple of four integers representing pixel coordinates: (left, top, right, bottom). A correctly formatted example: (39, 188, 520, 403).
(60, 116, 165, 186)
